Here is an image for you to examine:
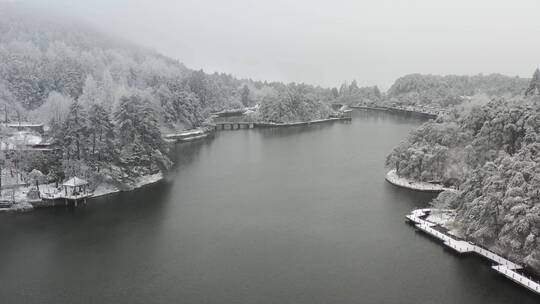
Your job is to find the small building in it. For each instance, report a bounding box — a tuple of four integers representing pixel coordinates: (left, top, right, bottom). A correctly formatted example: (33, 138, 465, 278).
(59, 177, 90, 206)
(6, 123, 45, 135)
(0, 131, 54, 152)
(37, 177, 91, 207)
(62, 177, 89, 198)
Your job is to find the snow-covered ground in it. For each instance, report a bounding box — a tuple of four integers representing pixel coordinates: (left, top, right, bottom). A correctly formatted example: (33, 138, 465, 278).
(425, 211, 453, 225)
(0, 201, 33, 212)
(132, 172, 163, 189)
(75, 172, 164, 199)
(1, 168, 28, 187)
(77, 172, 163, 198)
(92, 183, 121, 198)
(0, 172, 164, 212)
(0, 185, 36, 212)
(0, 131, 45, 151)
(385, 169, 455, 192)
(425, 209, 462, 238)
(9, 131, 42, 145)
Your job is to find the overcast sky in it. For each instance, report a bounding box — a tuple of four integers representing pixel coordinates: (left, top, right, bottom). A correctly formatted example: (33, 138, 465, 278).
(21, 0, 540, 88)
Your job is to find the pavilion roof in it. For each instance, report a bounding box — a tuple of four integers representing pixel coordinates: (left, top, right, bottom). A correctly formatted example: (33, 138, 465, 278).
(62, 177, 88, 187)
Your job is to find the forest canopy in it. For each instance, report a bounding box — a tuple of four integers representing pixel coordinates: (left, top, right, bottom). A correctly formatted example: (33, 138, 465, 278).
(386, 84, 540, 271)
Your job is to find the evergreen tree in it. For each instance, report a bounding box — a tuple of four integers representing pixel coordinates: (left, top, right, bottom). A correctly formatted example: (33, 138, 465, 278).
(115, 95, 137, 147)
(188, 70, 209, 107)
(241, 85, 250, 107)
(138, 100, 164, 153)
(349, 80, 359, 93)
(115, 94, 165, 165)
(101, 69, 115, 109)
(63, 100, 88, 160)
(158, 84, 203, 127)
(78, 75, 102, 108)
(88, 103, 116, 163)
(331, 87, 339, 98)
(373, 86, 382, 98)
(525, 68, 540, 96)
(339, 82, 349, 96)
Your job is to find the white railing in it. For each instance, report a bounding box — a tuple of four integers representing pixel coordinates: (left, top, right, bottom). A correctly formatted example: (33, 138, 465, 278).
(407, 208, 540, 295)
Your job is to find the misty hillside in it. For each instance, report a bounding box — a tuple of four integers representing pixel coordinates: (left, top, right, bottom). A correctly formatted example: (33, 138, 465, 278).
(0, 3, 336, 130)
(0, 2, 533, 128)
(385, 74, 529, 107)
(0, 3, 340, 194)
(330, 73, 530, 109)
(0, 4, 190, 101)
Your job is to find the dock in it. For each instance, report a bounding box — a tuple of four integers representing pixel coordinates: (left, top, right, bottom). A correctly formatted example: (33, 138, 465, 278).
(407, 209, 540, 295)
(41, 192, 91, 207)
(213, 117, 352, 131)
(39, 177, 91, 207)
(165, 130, 208, 143)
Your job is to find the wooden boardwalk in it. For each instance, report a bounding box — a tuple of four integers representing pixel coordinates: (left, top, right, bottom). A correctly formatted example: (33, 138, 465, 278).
(407, 209, 540, 295)
(164, 128, 209, 143)
(213, 117, 352, 131)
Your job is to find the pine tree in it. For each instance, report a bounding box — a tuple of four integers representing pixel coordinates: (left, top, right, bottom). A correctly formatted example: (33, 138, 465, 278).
(64, 100, 88, 160)
(373, 86, 382, 98)
(78, 75, 102, 108)
(115, 95, 137, 147)
(88, 103, 116, 163)
(525, 68, 540, 96)
(101, 69, 115, 109)
(349, 80, 359, 93)
(188, 70, 209, 106)
(331, 87, 339, 98)
(158, 84, 202, 127)
(138, 101, 164, 154)
(115, 94, 165, 165)
(241, 85, 250, 107)
(339, 82, 349, 96)
(157, 85, 175, 123)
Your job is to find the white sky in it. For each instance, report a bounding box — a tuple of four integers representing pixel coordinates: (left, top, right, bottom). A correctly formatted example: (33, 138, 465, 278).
(18, 0, 540, 88)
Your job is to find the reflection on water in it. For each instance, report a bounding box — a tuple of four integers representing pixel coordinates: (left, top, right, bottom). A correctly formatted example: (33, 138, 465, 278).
(0, 110, 537, 304)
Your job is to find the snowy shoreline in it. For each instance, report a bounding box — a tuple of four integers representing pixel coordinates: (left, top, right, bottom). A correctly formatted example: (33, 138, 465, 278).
(91, 172, 164, 198)
(407, 208, 540, 295)
(350, 105, 440, 118)
(0, 172, 164, 213)
(385, 169, 455, 193)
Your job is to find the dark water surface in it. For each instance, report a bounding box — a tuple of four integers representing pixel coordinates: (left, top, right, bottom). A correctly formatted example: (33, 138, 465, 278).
(1, 111, 538, 303)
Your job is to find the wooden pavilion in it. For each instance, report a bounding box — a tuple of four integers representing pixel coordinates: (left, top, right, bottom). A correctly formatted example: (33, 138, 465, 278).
(62, 177, 90, 206)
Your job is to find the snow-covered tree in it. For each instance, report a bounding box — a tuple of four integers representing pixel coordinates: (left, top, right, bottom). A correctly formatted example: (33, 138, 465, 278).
(63, 100, 89, 160)
(240, 85, 250, 107)
(88, 103, 116, 163)
(525, 68, 540, 96)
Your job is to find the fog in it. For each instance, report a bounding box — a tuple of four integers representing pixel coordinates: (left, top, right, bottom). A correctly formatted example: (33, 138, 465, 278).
(20, 0, 540, 88)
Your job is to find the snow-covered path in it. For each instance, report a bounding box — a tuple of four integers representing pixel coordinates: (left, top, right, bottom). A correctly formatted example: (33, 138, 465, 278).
(407, 209, 540, 295)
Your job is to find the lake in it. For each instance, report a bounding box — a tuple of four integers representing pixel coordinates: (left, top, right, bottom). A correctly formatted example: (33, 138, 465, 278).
(0, 110, 537, 303)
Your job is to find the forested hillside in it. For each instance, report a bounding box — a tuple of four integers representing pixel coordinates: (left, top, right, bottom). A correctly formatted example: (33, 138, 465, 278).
(333, 80, 383, 105)
(385, 74, 529, 108)
(0, 4, 335, 187)
(386, 73, 540, 271)
(0, 4, 337, 122)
